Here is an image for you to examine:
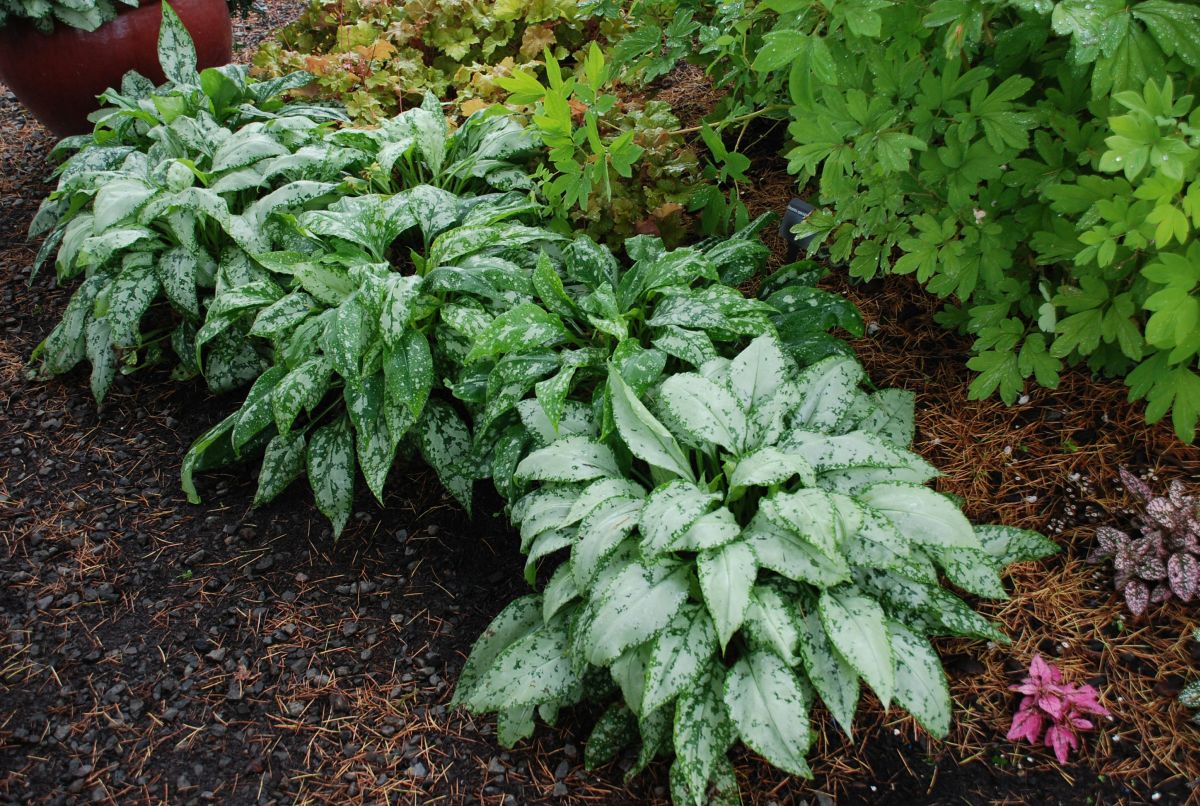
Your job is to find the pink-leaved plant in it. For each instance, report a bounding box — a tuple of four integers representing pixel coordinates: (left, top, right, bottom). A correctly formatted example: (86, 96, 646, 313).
(1007, 655, 1109, 764)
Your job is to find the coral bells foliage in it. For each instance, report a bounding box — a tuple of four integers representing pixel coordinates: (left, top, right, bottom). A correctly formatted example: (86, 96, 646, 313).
(1008, 655, 1109, 765)
(1090, 469, 1200, 616)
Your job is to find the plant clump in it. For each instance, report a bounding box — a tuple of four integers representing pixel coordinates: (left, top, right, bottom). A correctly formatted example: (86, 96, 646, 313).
(1090, 468, 1200, 616)
(1007, 654, 1109, 765)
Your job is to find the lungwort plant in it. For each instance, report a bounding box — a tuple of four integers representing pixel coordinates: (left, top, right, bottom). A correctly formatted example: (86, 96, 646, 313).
(454, 332, 1057, 805)
(180, 182, 560, 536)
(30, 3, 347, 401)
(32, 3, 539, 407)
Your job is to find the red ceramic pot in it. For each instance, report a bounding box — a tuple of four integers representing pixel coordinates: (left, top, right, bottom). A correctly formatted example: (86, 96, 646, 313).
(0, 0, 233, 137)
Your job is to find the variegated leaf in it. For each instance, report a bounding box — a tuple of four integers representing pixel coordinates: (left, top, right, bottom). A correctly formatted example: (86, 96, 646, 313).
(698, 540, 758, 650)
(818, 587, 894, 707)
(888, 619, 951, 737)
(307, 414, 355, 537)
(583, 561, 689, 666)
(609, 367, 694, 481)
(723, 649, 813, 778)
(643, 603, 718, 715)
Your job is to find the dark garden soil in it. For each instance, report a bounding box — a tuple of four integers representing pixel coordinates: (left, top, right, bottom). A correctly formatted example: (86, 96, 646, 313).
(3, 8, 1200, 806)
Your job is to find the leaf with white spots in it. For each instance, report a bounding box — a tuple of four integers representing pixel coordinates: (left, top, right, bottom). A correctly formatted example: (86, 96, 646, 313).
(255, 431, 306, 506)
(859, 482, 980, 550)
(698, 540, 758, 650)
(723, 650, 813, 779)
(84, 317, 115, 404)
(888, 619, 951, 737)
(383, 329, 433, 419)
(608, 367, 694, 482)
(271, 356, 332, 434)
(818, 587, 894, 707)
(307, 414, 355, 537)
(107, 258, 162, 348)
(417, 399, 475, 512)
(643, 603, 718, 715)
(514, 436, 620, 483)
(651, 326, 718, 368)
(465, 303, 569, 364)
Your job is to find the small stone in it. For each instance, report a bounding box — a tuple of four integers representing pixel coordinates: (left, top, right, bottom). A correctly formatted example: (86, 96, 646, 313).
(406, 762, 428, 779)
(552, 782, 568, 798)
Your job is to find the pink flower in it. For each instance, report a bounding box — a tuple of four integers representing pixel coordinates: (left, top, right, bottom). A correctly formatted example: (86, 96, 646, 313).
(1007, 655, 1109, 764)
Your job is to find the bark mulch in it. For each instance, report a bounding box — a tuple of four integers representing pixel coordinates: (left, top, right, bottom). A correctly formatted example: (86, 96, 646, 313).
(2, 8, 1200, 806)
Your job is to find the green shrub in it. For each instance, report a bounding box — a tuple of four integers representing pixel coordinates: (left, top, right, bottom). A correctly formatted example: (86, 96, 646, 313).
(616, 0, 1200, 441)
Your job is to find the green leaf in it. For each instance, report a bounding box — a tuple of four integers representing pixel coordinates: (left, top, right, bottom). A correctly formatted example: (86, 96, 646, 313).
(585, 705, 638, 770)
(673, 664, 734, 806)
(639, 480, 719, 556)
(818, 587, 894, 707)
(255, 431, 306, 506)
(723, 649, 813, 779)
(698, 540, 758, 650)
(307, 414, 355, 537)
(453, 596, 542, 706)
(743, 583, 801, 666)
(515, 436, 620, 483)
(888, 620, 951, 737)
(791, 356, 864, 432)
(795, 608, 859, 736)
(729, 447, 816, 488)
(658, 373, 746, 451)
(467, 620, 579, 711)
(859, 482, 980, 549)
(158, 1, 198, 86)
(935, 547, 1008, 599)
(643, 603, 718, 715)
(583, 561, 690, 666)
(974, 524, 1059, 564)
(466, 303, 569, 364)
(572, 495, 643, 588)
(608, 366, 694, 482)
(743, 514, 850, 588)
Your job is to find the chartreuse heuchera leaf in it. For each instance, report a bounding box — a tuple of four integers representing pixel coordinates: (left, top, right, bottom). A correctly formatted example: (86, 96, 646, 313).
(456, 333, 1058, 805)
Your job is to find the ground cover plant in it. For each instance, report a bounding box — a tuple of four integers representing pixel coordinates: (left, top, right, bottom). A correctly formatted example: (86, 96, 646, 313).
(456, 330, 1058, 804)
(12, 0, 1200, 804)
